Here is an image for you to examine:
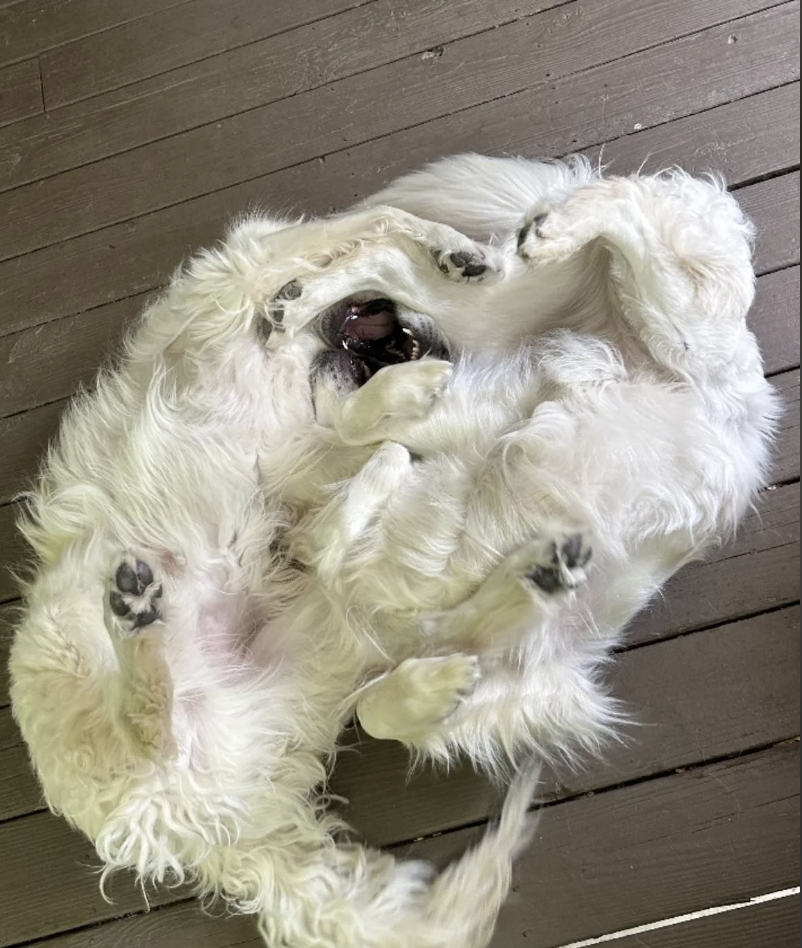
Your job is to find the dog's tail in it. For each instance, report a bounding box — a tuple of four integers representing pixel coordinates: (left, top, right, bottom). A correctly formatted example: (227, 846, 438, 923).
(209, 767, 539, 948)
(364, 153, 597, 244)
(418, 766, 540, 947)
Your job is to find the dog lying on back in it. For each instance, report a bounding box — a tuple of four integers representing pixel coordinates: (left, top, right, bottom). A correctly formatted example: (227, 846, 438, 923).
(10, 157, 776, 948)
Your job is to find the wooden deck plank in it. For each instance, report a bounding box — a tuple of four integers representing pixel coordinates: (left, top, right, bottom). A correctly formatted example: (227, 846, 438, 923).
(774, 369, 801, 484)
(0, 34, 797, 343)
(629, 482, 800, 645)
(0, 0, 194, 68)
(0, 504, 25, 605)
(0, 59, 42, 128)
(470, 743, 800, 947)
(40, 0, 382, 107)
(586, 80, 800, 189)
(0, 1, 796, 261)
(20, 901, 263, 948)
(741, 171, 801, 275)
(755, 265, 801, 376)
(0, 602, 13, 707)
(0, 809, 189, 948)
(602, 894, 800, 948)
(14, 0, 566, 188)
(0, 632, 798, 945)
(0, 293, 145, 419)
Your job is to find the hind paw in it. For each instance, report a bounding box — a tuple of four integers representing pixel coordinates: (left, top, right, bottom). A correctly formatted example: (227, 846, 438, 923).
(519, 534, 593, 595)
(107, 556, 163, 635)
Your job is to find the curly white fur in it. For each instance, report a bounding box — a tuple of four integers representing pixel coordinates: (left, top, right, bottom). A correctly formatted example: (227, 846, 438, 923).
(9, 158, 777, 947)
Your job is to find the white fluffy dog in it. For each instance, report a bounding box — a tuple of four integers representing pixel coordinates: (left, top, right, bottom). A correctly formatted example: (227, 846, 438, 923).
(9, 156, 777, 948)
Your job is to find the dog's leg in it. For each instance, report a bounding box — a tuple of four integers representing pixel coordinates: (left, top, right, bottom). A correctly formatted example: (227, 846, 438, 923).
(356, 654, 481, 743)
(307, 440, 415, 584)
(103, 554, 176, 759)
(517, 174, 756, 370)
(265, 218, 506, 340)
(419, 533, 594, 649)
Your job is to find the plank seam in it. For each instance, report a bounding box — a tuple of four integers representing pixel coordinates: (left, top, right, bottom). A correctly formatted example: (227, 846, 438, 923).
(45, 0, 407, 112)
(616, 599, 801, 655)
(383, 736, 802, 853)
(2, 0, 577, 194)
(0, 98, 797, 346)
(554, 887, 801, 947)
(0, 0, 796, 259)
(0, 0, 199, 71)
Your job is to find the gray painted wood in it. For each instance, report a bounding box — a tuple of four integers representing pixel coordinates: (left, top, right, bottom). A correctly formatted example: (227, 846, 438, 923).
(477, 743, 800, 946)
(40, 0, 383, 107)
(0, 59, 42, 128)
(0, 0, 194, 67)
(4, 0, 565, 192)
(602, 895, 800, 948)
(0, 1, 796, 260)
(0, 26, 797, 341)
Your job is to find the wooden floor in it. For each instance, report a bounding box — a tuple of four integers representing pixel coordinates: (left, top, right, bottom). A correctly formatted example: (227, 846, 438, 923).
(0, 1, 799, 945)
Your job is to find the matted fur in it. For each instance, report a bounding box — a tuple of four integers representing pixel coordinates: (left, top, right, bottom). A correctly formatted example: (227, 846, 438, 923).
(9, 158, 777, 947)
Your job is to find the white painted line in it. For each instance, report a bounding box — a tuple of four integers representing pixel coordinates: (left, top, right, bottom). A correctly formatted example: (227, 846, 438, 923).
(556, 888, 801, 947)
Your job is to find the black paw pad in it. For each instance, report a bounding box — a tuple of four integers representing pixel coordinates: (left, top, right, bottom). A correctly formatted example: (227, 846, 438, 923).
(527, 535, 592, 595)
(449, 252, 488, 279)
(110, 559, 162, 631)
(532, 213, 550, 237)
(116, 560, 154, 596)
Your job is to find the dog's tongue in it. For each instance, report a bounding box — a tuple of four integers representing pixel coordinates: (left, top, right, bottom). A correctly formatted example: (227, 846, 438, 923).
(344, 305, 396, 341)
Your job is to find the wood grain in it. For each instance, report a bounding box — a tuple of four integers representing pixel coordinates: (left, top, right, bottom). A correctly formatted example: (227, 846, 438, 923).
(774, 370, 801, 484)
(0, 1, 797, 261)
(0, 503, 24, 605)
(754, 264, 800, 376)
(470, 743, 800, 946)
(741, 171, 801, 275)
(40, 0, 384, 107)
(1, 25, 798, 341)
(0, 59, 42, 128)
(0, 0, 194, 68)
(18, 900, 263, 948)
(0, 809, 189, 948)
(0, 293, 146, 418)
(0, 601, 14, 707)
(629, 482, 800, 645)
(586, 80, 801, 190)
(602, 894, 800, 948)
(0, 0, 580, 193)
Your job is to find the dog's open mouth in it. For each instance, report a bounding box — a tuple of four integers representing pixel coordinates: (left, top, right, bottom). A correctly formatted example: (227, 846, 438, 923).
(318, 295, 449, 382)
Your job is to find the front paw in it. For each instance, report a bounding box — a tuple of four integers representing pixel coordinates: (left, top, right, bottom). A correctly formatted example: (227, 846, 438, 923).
(433, 244, 505, 285)
(357, 654, 481, 742)
(517, 206, 593, 265)
(372, 358, 454, 421)
(515, 534, 594, 595)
